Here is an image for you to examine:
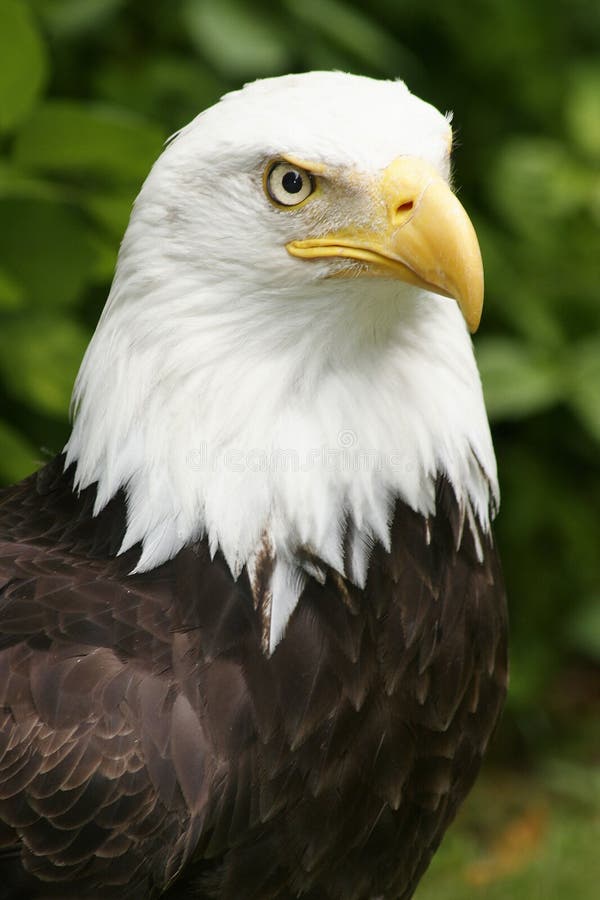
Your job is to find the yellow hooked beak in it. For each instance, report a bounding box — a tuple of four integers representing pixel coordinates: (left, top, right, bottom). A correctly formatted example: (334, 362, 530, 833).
(286, 157, 484, 332)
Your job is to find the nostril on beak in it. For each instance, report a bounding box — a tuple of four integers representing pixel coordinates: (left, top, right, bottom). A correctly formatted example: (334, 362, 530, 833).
(391, 199, 415, 226)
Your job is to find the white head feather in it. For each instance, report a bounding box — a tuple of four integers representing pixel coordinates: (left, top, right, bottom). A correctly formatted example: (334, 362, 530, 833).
(65, 72, 497, 650)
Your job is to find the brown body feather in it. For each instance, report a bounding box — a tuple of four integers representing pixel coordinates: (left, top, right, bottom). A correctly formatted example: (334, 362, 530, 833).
(0, 456, 507, 899)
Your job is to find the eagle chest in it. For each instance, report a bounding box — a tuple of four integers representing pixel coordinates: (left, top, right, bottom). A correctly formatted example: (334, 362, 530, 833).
(193, 488, 507, 899)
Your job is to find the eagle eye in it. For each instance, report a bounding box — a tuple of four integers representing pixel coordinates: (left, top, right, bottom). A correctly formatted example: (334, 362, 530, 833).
(265, 161, 315, 207)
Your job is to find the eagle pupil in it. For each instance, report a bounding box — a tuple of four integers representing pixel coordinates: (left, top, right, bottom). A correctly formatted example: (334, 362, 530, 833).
(282, 170, 303, 194)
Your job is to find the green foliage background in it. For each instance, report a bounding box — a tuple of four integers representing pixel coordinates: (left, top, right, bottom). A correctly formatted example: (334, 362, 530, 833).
(0, 0, 599, 894)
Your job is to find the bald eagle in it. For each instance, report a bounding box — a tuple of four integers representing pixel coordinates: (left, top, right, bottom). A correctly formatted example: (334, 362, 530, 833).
(0, 72, 507, 899)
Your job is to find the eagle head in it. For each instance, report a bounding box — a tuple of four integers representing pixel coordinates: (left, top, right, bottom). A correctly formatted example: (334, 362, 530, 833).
(65, 72, 497, 649)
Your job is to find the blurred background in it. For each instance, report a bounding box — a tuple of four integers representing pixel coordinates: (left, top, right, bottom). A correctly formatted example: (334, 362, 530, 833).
(0, 0, 598, 895)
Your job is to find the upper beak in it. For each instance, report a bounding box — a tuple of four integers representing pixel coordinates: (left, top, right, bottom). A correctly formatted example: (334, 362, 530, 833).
(286, 156, 484, 332)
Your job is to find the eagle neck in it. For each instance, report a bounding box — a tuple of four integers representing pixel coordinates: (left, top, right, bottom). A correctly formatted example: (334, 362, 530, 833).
(65, 278, 497, 649)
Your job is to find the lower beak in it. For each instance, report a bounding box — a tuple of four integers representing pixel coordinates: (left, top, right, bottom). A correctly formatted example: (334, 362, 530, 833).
(286, 156, 484, 333)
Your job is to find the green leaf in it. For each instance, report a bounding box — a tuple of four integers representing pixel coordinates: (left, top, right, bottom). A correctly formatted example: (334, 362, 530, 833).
(83, 189, 135, 239)
(543, 759, 600, 808)
(94, 56, 224, 133)
(0, 420, 39, 484)
(489, 138, 589, 236)
(0, 0, 48, 132)
(88, 232, 119, 283)
(183, 0, 290, 77)
(0, 316, 89, 418)
(284, 0, 414, 72)
(29, 0, 126, 37)
(0, 197, 96, 309)
(566, 64, 600, 161)
(476, 337, 563, 420)
(0, 160, 62, 202)
(567, 335, 600, 442)
(418, 773, 600, 900)
(0, 267, 24, 310)
(475, 219, 564, 346)
(565, 598, 600, 662)
(13, 101, 165, 184)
